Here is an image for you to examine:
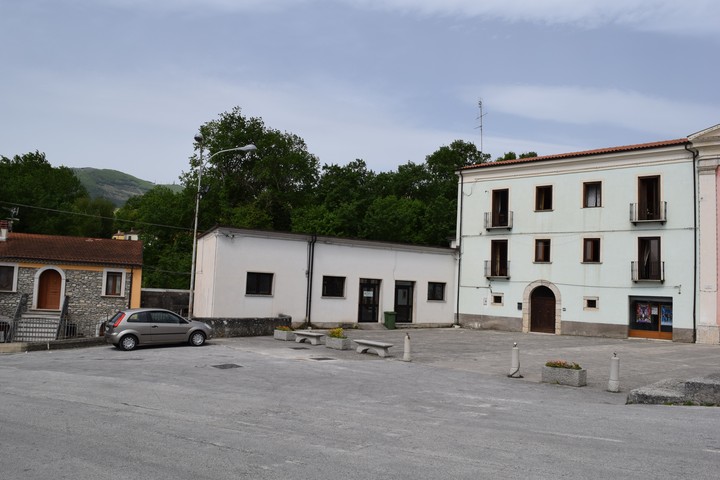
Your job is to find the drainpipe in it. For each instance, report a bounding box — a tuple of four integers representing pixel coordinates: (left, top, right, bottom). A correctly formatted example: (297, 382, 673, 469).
(455, 170, 465, 326)
(305, 234, 317, 326)
(685, 143, 699, 342)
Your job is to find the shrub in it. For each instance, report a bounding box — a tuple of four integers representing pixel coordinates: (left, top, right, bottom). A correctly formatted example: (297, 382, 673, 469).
(275, 325, 293, 332)
(545, 360, 582, 370)
(328, 327, 346, 339)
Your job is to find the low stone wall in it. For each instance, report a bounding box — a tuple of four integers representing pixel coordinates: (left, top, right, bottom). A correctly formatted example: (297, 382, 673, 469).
(199, 315, 292, 338)
(560, 321, 628, 339)
(459, 314, 522, 332)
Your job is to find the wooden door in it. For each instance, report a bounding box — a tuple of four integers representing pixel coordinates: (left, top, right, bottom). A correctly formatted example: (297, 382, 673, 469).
(530, 286, 555, 333)
(37, 270, 61, 310)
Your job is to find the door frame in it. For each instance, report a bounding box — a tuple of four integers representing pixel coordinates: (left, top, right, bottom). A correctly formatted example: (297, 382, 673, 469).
(522, 280, 561, 334)
(33, 266, 66, 310)
(394, 281, 414, 324)
(358, 279, 381, 323)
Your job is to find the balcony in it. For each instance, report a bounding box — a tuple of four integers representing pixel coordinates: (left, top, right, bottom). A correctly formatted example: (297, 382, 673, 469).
(485, 260, 510, 279)
(630, 202, 667, 224)
(484, 211, 513, 230)
(631, 261, 664, 282)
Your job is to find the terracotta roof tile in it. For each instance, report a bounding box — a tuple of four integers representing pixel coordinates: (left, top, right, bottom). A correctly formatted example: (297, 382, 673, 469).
(461, 138, 690, 170)
(0, 233, 143, 266)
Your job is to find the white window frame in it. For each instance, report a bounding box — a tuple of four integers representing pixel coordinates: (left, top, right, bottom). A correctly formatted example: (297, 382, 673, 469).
(0, 263, 19, 292)
(102, 269, 126, 297)
(583, 296, 599, 310)
(491, 292, 504, 306)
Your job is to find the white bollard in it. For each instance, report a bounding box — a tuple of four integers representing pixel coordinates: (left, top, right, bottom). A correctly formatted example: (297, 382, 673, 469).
(403, 333, 411, 362)
(607, 353, 620, 392)
(508, 342, 522, 378)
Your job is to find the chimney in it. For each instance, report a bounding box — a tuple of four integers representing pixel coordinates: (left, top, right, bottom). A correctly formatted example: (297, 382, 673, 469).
(0, 220, 7, 241)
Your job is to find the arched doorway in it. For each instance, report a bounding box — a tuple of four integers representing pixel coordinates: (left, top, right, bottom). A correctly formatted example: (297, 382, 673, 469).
(530, 286, 556, 333)
(37, 269, 62, 310)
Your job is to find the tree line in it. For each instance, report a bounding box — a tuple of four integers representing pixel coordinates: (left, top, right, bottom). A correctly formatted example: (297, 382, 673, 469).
(1, 107, 536, 288)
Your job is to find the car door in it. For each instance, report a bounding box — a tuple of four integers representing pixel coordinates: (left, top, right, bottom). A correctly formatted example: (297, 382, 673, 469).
(125, 311, 155, 343)
(148, 310, 190, 344)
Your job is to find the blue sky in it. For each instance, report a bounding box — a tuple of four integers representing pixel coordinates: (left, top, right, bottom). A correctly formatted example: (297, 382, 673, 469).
(1, 0, 718, 184)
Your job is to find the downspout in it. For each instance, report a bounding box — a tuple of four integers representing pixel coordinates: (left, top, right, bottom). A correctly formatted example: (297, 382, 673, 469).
(455, 170, 465, 326)
(305, 234, 317, 326)
(685, 143, 699, 342)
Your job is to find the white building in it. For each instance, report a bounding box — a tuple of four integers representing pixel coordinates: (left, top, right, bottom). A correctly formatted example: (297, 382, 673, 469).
(193, 227, 457, 327)
(456, 138, 698, 342)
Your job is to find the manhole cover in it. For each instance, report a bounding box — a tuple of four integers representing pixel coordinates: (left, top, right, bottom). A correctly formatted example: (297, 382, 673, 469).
(290, 347, 310, 350)
(212, 364, 242, 369)
(310, 357, 335, 361)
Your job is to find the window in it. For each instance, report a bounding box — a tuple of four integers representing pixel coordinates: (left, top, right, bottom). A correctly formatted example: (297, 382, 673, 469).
(638, 176, 661, 220)
(0, 264, 18, 292)
(322, 276, 345, 297)
(488, 240, 509, 277)
(427, 282, 446, 301)
(149, 310, 184, 324)
(103, 270, 124, 296)
(584, 297, 599, 310)
(491, 293, 504, 306)
(246, 272, 273, 295)
(534, 239, 551, 263)
(637, 237, 662, 281)
(535, 185, 553, 211)
(583, 238, 601, 263)
(491, 189, 510, 227)
(583, 182, 602, 208)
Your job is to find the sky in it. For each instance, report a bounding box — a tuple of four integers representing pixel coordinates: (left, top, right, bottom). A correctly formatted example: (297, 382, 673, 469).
(1, 0, 719, 185)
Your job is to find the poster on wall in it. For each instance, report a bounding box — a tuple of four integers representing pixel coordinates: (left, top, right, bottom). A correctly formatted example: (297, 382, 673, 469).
(661, 305, 673, 326)
(636, 303, 651, 323)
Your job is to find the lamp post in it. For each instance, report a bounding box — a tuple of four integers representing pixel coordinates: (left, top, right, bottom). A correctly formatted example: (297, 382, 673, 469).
(188, 133, 256, 318)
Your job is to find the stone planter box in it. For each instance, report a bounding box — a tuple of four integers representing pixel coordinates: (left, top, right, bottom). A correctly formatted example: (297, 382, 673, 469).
(325, 337, 351, 350)
(274, 329, 295, 341)
(541, 366, 587, 387)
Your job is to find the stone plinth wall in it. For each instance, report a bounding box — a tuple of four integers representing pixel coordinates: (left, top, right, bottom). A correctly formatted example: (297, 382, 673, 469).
(200, 315, 292, 338)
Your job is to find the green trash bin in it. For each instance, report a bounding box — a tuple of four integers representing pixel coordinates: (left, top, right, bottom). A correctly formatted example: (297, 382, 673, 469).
(383, 311, 397, 330)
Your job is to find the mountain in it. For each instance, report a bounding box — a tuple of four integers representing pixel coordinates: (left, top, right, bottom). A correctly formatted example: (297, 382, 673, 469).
(72, 168, 183, 207)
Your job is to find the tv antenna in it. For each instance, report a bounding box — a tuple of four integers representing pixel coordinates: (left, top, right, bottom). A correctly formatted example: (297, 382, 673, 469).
(475, 99, 488, 154)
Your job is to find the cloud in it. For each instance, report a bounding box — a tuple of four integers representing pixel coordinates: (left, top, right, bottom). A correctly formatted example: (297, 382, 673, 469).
(466, 84, 718, 138)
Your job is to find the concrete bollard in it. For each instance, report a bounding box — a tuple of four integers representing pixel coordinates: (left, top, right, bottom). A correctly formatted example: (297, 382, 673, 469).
(508, 342, 522, 378)
(607, 353, 620, 392)
(403, 333, 411, 362)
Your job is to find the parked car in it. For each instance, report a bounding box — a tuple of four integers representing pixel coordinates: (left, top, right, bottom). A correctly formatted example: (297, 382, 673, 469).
(104, 308, 212, 351)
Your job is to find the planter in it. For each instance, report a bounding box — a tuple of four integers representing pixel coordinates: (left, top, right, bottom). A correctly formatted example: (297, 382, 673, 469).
(541, 365, 587, 387)
(274, 329, 295, 341)
(325, 336, 351, 350)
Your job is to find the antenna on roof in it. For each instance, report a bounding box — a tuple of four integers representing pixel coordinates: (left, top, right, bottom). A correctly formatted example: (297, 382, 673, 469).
(475, 99, 488, 154)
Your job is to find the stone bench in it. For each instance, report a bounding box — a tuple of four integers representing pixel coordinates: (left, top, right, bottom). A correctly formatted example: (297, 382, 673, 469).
(294, 331, 325, 345)
(353, 339, 394, 358)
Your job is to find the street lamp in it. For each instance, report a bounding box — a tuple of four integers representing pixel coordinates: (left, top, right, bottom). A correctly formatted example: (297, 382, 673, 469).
(188, 133, 257, 318)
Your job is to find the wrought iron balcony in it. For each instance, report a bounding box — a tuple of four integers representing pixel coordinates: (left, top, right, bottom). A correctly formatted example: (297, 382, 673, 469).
(485, 260, 510, 279)
(630, 202, 667, 224)
(631, 261, 664, 282)
(484, 211, 513, 230)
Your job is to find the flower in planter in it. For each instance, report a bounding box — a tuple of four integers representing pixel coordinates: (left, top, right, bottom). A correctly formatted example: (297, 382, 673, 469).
(275, 325, 294, 332)
(327, 327, 346, 339)
(545, 360, 582, 370)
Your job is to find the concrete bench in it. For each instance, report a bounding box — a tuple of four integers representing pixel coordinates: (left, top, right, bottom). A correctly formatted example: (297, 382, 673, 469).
(294, 331, 325, 345)
(353, 339, 394, 358)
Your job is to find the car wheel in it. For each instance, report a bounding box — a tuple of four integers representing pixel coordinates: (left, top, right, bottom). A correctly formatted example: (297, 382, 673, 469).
(120, 335, 138, 351)
(189, 331, 206, 347)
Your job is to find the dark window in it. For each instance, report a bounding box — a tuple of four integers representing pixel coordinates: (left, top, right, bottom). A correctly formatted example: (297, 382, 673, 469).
(492, 294, 503, 305)
(638, 237, 662, 280)
(583, 238, 601, 263)
(105, 271, 123, 296)
(0, 265, 15, 291)
(126, 312, 150, 323)
(535, 185, 553, 211)
(427, 282, 445, 301)
(638, 176, 661, 220)
(585, 298, 598, 309)
(534, 239, 551, 263)
(490, 240, 509, 277)
(149, 311, 183, 324)
(322, 276, 345, 297)
(246, 272, 273, 295)
(583, 182, 602, 208)
(491, 189, 509, 227)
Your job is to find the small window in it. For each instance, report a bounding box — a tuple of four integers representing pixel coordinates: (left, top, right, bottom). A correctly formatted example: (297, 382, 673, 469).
(535, 185, 553, 211)
(583, 182, 602, 208)
(584, 297, 599, 310)
(0, 264, 18, 292)
(428, 282, 446, 301)
(104, 270, 124, 296)
(583, 238, 601, 263)
(534, 239, 551, 263)
(322, 276, 345, 297)
(491, 293, 504, 306)
(246, 272, 273, 295)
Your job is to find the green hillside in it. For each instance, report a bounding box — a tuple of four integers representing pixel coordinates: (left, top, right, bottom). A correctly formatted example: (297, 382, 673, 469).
(72, 168, 183, 207)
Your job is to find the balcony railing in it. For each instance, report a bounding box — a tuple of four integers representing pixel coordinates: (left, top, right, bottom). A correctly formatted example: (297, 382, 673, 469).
(630, 202, 667, 224)
(484, 211, 513, 230)
(631, 261, 664, 282)
(485, 260, 510, 279)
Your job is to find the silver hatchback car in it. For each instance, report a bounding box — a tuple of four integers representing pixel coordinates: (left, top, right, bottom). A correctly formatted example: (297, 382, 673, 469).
(104, 308, 212, 351)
